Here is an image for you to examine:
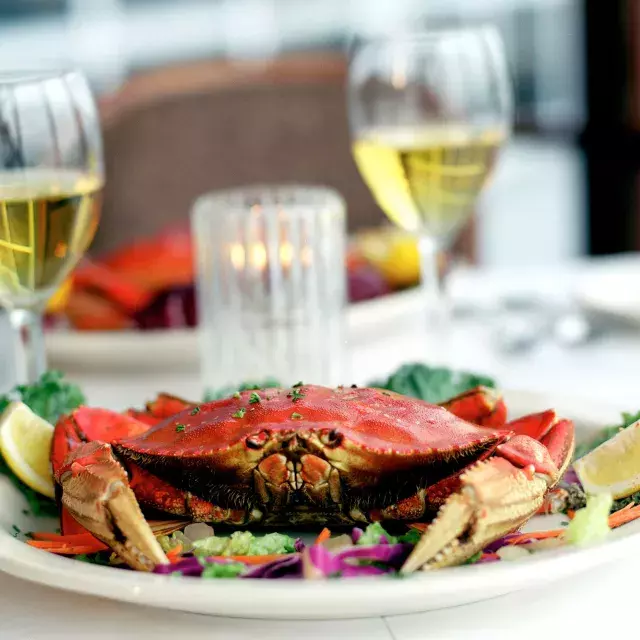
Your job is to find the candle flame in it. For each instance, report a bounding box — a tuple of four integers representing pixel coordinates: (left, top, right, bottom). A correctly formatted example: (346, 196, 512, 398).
(228, 241, 312, 270)
(229, 244, 245, 270)
(280, 242, 294, 269)
(250, 243, 268, 270)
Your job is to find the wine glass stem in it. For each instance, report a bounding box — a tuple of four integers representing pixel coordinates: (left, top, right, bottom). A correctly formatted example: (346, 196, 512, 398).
(8, 308, 46, 384)
(418, 235, 450, 361)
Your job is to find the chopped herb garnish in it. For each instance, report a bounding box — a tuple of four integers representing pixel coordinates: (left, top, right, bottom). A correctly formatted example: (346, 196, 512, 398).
(290, 388, 305, 402)
(11, 524, 20, 537)
(233, 392, 241, 400)
(293, 381, 304, 388)
(291, 412, 303, 420)
(190, 407, 201, 415)
(249, 392, 261, 404)
(21, 509, 29, 516)
(175, 424, 186, 432)
(232, 408, 246, 419)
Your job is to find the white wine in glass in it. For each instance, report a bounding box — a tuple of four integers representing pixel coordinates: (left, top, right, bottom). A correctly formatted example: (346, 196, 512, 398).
(0, 71, 104, 383)
(352, 125, 506, 239)
(348, 27, 512, 358)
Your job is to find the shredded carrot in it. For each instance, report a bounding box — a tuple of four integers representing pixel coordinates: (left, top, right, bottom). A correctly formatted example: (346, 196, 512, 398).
(208, 554, 287, 565)
(506, 530, 564, 545)
(566, 510, 575, 520)
(480, 552, 500, 561)
(29, 532, 101, 544)
(314, 527, 331, 545)
(609, 503, 640, 528)
(26, 539, 108, 554)
(408, 523, 429, 533)
(166, 544, 183, 563)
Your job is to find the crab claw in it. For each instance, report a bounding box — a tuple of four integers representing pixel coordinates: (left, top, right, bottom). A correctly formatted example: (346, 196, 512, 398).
(54, 441, 168, 571)
(401, 456, 550, 573)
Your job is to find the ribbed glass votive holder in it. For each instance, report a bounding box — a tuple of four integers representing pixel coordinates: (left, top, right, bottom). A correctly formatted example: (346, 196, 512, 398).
(191, 185, 347, 393)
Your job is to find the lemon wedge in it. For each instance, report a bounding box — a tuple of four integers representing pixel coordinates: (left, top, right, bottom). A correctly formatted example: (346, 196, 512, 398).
(0, 402, 55, 498)
(574, 419, 640, 499)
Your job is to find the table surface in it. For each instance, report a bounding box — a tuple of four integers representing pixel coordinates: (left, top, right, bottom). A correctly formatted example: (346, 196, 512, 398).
(3, 254, 640, 639)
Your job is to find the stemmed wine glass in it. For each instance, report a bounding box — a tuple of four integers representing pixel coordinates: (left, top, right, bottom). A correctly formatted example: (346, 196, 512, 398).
(348, 26, 513, 359)
(0, 70, 104, 383)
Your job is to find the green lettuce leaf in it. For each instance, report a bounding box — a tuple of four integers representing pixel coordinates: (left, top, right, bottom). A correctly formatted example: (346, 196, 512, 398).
(193, 531, 297, 557)
(368, 363, 496, 404)
(0, 371, 85, 516)
(564, 493, 613, 547)
(0, 370, 85, 425)
(201, 561, 246, 578)
(357, 522, 397, 546)
(574, 410, 640, 460)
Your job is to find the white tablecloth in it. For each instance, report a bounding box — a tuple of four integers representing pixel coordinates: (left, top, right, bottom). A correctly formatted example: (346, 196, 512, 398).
(3, 254, 640, 639)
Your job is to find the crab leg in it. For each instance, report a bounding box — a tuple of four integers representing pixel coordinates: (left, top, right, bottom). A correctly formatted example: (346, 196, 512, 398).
(440, 386, 507, 428)
(401, 413, 574, 573)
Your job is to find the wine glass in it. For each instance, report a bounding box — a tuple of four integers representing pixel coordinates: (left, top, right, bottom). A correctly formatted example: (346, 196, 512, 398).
(348, 26, 513, 359)
(0, 70, 104, 383)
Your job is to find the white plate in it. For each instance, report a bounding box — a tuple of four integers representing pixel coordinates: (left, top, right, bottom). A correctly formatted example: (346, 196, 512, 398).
(45, 288, 424, 372)
(577, 261, 640, 326)
(0, 388, 635, 619)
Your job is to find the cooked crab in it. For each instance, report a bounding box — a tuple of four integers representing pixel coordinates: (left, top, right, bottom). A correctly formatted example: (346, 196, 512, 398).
(50, 384, 574, 573)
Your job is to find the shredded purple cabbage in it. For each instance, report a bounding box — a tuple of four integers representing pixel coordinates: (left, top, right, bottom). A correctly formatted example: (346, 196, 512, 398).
(303, 542, 413, 578)
(294, 538, 306, 553)
(351, 528, 364, 544)
(154, 556, 203, 577)
(242, 555, 302, 579)
(562, 466, 581, 487)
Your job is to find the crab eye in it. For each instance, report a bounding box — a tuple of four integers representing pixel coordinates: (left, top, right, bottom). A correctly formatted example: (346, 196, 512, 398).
(246, 430, 270, 449)
(319, 429, 342, 447)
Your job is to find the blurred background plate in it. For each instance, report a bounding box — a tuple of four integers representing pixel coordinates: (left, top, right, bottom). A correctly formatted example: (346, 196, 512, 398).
(576, 261, 640, 326)
(44, 287, 424, 372)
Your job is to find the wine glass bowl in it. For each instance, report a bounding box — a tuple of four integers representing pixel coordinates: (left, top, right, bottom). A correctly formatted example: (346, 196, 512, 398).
(0, 69, 104, 382)
(348, 26, 513, 357)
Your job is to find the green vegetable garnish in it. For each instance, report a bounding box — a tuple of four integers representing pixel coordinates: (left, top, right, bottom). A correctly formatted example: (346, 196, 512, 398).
(397, 529, 422, 545)
(192, 531, 297, 557)
(190, 407, 200, 415)
(0, 370, 84, 517)
(0, 370, 85, 425)
(357, 522, 397, 546)
(249, 392, 261, 404)
(203, 379, 281, 401)
(201, 561, 247, 579)
(290, 388, 305, 402)
(574, 410, 640, 460)
(291, 412, 303, 420)
(293, 382, 304, 388)
(464, 551, 483, 565)
(565, 492, 613, 546)
(232, 408, 246, 419)
(175, 424, 186, 432)
(369, 363, 496, 404)
(75, 551, 114, 566)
